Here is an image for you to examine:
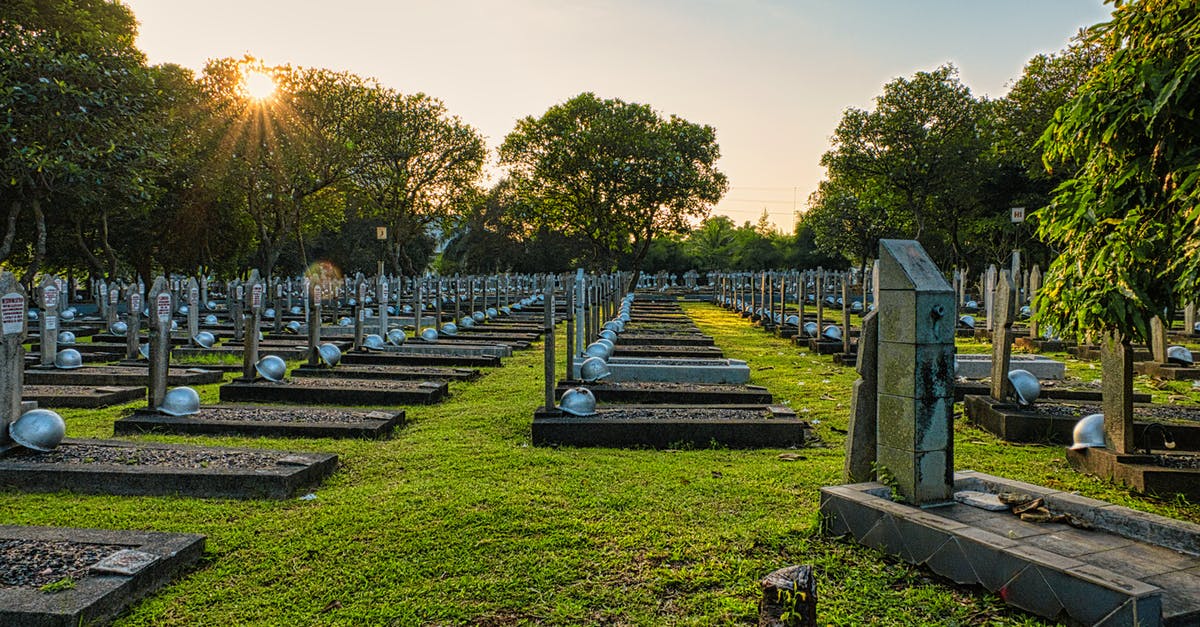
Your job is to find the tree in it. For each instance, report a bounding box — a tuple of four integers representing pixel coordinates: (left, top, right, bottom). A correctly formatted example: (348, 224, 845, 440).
(804, 179, 895, 272)
(1035, 0, 1200, 343)
(819, 65, 989, 269)
(0, 0, 160, 282)
(352, 89, 486, 275)
(500, 92, 727, 288)
(686, 216, 737, 271)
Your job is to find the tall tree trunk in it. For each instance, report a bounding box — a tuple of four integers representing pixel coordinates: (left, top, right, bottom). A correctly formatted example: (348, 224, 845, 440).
(626, 235, 653, 293)
(21, 198, 47, 284)
(100, 209, 120, 279)
(73, 216, 107, 276)
(0, 200, 21, 263)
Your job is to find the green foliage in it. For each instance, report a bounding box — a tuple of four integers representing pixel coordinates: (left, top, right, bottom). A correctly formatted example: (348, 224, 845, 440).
(38, 576, 76, 593)
(500, 92, 728, 282)
(1036, 0, 1200, 343)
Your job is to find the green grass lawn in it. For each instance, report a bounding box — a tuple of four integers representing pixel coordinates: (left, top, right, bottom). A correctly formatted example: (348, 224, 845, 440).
(3, 303, 1197, 625)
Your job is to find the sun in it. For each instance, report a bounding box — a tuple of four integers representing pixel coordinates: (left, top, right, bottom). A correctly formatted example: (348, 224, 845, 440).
(241, 69, 277, 102)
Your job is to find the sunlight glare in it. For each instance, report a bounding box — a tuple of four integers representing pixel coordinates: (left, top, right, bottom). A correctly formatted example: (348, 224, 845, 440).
(242, 69, 277, 102)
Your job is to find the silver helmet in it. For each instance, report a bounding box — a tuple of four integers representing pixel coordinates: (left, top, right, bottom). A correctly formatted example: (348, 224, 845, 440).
(965, 300, 978, 309)
(822, 325, 842, 341)
(204, 314, 219, 325)
(598, 329, 618, 342)
(362, 334, 386, 350)
(193, 331, 216, 348)
(486, 307, 498, 319)
(958, 315, 976, 329)
(584, 341, 612, 360)
(54, 348, 83, 369)
(499, 306, 511, 317)
(285, 320, 302, 334)
(617, 312, 631, 323)
(138, 342, 150, 359)
(1167, 345, 1194, 366)
(785, 315, 800, 327)
(603, 320, 625, 334)
(850, 301, 864, 313)
(420, 328, 439, 342)
(158, 386, 201, 417)
(1007, 369, 1040, 406)
(8, 408, 66, 452)
(802, 321, 818, 338)
(206, 300, 218, 311)
(1018, 305, 1032, 320)
(170, 320, 178, 331)
(558, 387, 597, 417)
(178, 304, 189, 315)
(56, 331, 76, 345)
(579, 356, 612, 382)
(290, 306, 302, 315)
(255, 355, 287, 382)
(27, 309, 38, 321)
(60, 308, 76, 321)
(110, 320, 129, 335)
(1070, 413, 1106, 450)
(338, 316, 352, 326)
(264, 308, 276, 319)
(318, 342, 342, 368)
(473, 311, 486, 322)
(441, 322, 458, 336)
(387, 328, 407, 346)
(460, 316, 476, 329)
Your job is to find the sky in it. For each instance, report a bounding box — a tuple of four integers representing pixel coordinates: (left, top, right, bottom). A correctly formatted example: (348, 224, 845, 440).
(120, 0, 1113, 233)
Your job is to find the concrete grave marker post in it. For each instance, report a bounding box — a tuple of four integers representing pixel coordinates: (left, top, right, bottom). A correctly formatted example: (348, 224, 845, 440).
(231, 281, 245, 342)
(307, 283, 323, 367)
(1186, 302, 1196, 334)
(200, 275, 209, 307)
(543, 279, 555, 410)
(816, 268, 825, 327)
(107, 283, 120, 327)
(875, 239, 956, 507)
(575, 269, 586, 357)
(798, 272, 807, 321)
(564, 273, 575, 380)
(453, 276, 462, 322)
(841, 278, 852, 354)
(989, 270, 1017, 402)
(126, 287, 142, 360)
(186, 278, 200, 344)
(984, 265, 997, 331)
(1102, 332, 1135, 454)
(436, 279, 444, 330)
(147, 277, 173, 410)
(1150, 317, 1169, 364)
(353, 274, 366, 350)
(286, 278, 294, 312)
(96, 278, 108, 320)
(38, 275, 59, 368)
(242, 271, 263, 381)
(844, 310, 879, 483)
(378, 272, 389, 335)
(412, 277, 422, 335)
(0, 273, 27, 447)
(1028, 265, 1041, 338)
(272, 279, 285, 334)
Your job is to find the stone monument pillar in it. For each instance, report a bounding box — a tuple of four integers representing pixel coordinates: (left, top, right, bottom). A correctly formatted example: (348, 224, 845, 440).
(186, 278, 200, 344)
(231, 281, 245, 342)
(1102, 332, 1134, 454)
(984, 265, 997, 332)
(241, 271, 263, 381)
(147, 277, 173, 410)
(875, 239, 955, 506)
(844, 310, 878, 483)
(1028, 265, 1041, 339)
(1150, 317, 1169, 364)
(38, 275, 60, 368)
(0, 273, 27, 447)
(990, 270, 1017, 402)
(378, 272, 389, 335)
(126, 286, 142, 361)
(106, 282, 120, 328)
(307, 282, 323, 367)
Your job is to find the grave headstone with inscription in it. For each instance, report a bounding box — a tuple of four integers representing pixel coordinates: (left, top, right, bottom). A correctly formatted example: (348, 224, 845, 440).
(38, 275, 59, 368)
(242, 272, 264, 380)
(1, 273, 27, 447)
(147, 277, 173, 409)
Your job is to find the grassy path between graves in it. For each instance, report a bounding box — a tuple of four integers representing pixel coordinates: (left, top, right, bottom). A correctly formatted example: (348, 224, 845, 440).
(2, 303, 1198, 625)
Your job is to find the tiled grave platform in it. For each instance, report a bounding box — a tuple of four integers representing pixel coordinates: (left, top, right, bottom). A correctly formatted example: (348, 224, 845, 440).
(0, 525, 205, 627)
(821, 470, 1200, 625)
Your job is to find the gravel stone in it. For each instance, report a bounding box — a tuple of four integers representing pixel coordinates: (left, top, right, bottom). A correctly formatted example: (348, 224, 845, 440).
(5, 443, 290, 469)
(566, 407, 775, 422)
(256, 378, 430, 391)
(195, 407, 387, 424)
(0, 539, 122, 588)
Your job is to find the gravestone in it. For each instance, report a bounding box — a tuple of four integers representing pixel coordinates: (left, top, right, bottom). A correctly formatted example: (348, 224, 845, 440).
(378, 272, 389, 335)
(241, 271, 264, 380)
(841, 279, 851, 354)
(231, 281, 245, 342)
(815, 268, 825, 326)
(353, 274, 366, 350)
(1102, 333, 1134, 454)
(412, 278, 423, 336)
(147, 277, 173, 409)
(875, 239, 955, 506)
(1186, 301, 1196, 333)
(575, 269, 586, 358)
(107, 283, 120, 327)
(96, 278, 108, 320)
(272, 279, 284, 334)
(844, 310, 878, 483)
(1150, 317, 1168, 364)
(1027, 265, 1041, 338)
(983, 265, 997, 331)
(186, 278, 200, 344)
(126, 286, 143, 360)
(307, 283, 322, 367)
(1, 273, 27, 447)
(989, 270, 1017, 402)
(38, 275, 59, 368)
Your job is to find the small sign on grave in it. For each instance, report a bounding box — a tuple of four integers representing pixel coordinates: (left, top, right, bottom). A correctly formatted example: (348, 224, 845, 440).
(43, 285, 59, 309)
(189, 287, 199, 306)
(1, 293, 24, 335)
(131, 292, 142, 312)
(236, 285, 244, 301)
(109, 288, 119, 304)
(251, 284, 263, 309)
(1010, 207, 1025, 223)
(376, 226, 387, 240)
(45, 315, 57, 331)
(380, 282, 388, 301)
(156, 293, 172, 322)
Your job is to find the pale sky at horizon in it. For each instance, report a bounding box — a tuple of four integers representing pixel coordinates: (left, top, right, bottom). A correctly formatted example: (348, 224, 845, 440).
(120, 0, 1112, 233)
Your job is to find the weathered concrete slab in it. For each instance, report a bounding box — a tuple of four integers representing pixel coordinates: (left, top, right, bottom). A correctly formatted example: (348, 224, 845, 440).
(569, 357, 750, 384)
(0, 439, 337, 499)
(21, 385, 144, 409)
(821, 471, 1200, 625)
(291, 364, 480, 382)
(340, 352, 500, 368)
(23, 366, 223, 387)
(532, 404, 812, 449)
(115, 406, 403, 439)
(954, 354, 1065, 380)
(0, 525, 205, 627)
(219, 379, 447, 406)
(554, 380, 772, 405)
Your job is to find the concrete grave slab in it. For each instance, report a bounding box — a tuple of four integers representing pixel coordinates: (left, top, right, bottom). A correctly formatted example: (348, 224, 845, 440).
(116, 405, 403, 439)
(219, 378, 447, 406)
(953, 353, 1065, 380)
(21, 385, 144, 409)
(532, 404, 812, 449)
(0, 525, 204, 627)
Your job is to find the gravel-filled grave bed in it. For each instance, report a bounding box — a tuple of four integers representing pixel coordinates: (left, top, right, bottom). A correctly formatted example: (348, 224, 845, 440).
(578, 407, 774, 422)
(1031, 402, 1200, 424)
(4, 443, 290, 469)
(188, 406, 386, 424)
(0, 540, 123, 588)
